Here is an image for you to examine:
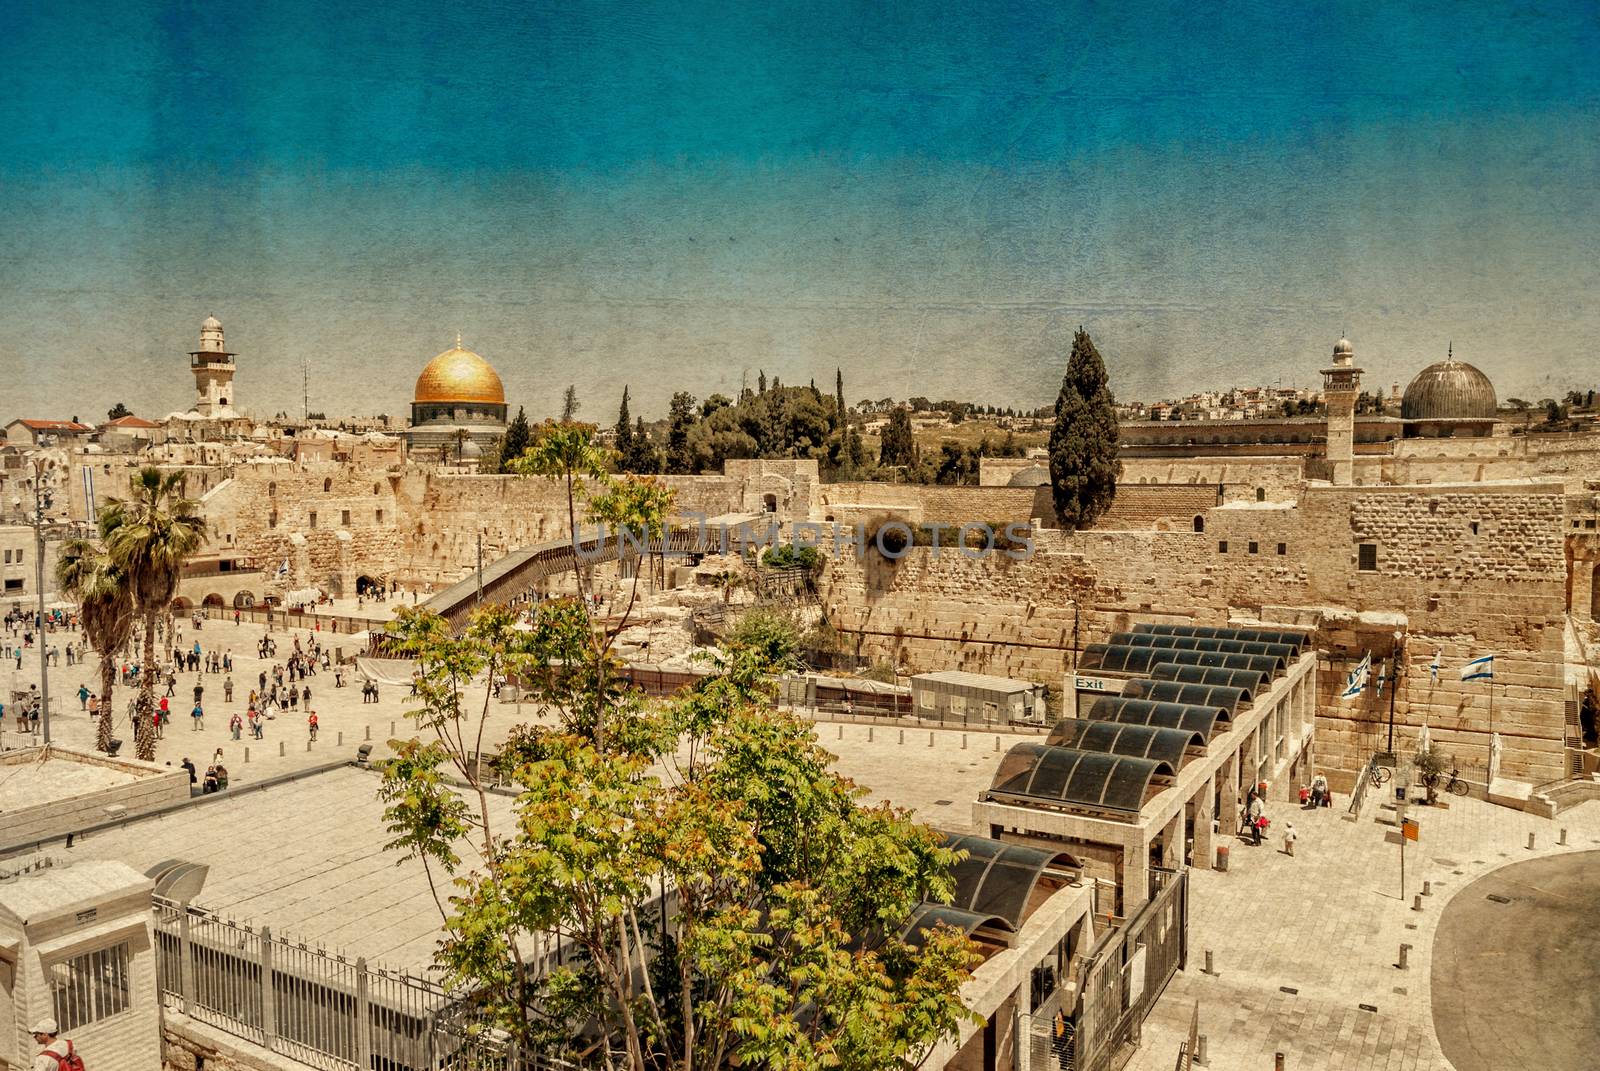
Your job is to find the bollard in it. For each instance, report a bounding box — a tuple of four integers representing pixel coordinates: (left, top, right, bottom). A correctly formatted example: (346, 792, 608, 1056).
(867, 726, 873, 742)
(1204, 949, 1215, 975)
(1399, 943, 1411, 969)
(1560, 827, 1568, 845)
(838, 724, 843, 740)
(244, 746, 250, 763)
(1275, 1054, 1285, 1071)
(962, 734, 968, 749)
(1528, 832, 1536, 850)
(898, 729, 904, 744)
(390, 720, 395, 736)
(1422, 880, 1431, 897)
(1195, 1034, 1207, 1066)
(1412, 894, 1423, 912)
(279, 741, 285, 757)
(365, 725, 371, 741)
(307, 739, 313, 752)
(994, 735, 1000, 752)
(337, 731, 343, 746)
(928, 731, 934, 748)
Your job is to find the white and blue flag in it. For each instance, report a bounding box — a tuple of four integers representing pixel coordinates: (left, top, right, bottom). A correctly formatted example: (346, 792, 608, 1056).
(1375, 661, 1387, 698)
(1340, 651, 1371, 701)
(1460, 654, 1495, 682)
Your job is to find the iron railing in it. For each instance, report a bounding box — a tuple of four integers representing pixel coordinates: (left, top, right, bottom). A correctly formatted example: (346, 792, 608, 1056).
(151, 897, 576, 1070)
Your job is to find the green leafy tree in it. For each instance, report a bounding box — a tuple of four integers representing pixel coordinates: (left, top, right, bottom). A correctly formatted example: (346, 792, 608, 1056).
(623, 416, 663, 474)
(510, 423, 611, 605)
(101, 468, 207, 760)
(1047, 327, 1121, 529)
(497, 405, 532, 473)
(56, 535, 136, 752)
(106, 401, 131, 421)
(878, 407, 916, 468)
(378, 607, 978, 1070)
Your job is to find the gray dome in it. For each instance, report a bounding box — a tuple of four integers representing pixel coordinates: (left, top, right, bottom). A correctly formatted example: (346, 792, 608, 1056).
(1401, 358, 1496, 421)
(1006, 465, 1050, 488)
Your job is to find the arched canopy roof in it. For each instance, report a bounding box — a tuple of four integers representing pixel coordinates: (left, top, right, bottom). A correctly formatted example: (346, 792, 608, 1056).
(1080, 644, 1285, 677)
(1112, 632, 1299, 662)
(899, 904, 1013, 949)
(988, 743, 1174, 814)
(938, 831, 1080, 928)
(1046, 717, 1204, 767)
(1132, 622, 1310, 652)
(1148, 662, 1267, 698)
(1082, 696, 1226, 741)
(1122, 678, 1249, 715)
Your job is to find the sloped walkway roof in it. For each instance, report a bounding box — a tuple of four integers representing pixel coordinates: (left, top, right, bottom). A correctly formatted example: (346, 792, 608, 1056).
(1046, 717, 1205, 768)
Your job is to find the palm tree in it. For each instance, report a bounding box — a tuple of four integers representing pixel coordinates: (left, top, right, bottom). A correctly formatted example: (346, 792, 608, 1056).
(55, 535, 137, 753)
(102, 468, 207, 761)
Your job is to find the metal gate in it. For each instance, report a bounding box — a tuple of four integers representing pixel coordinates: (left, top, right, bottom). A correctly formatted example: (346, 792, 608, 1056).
(1029, 867, 1188, 1071)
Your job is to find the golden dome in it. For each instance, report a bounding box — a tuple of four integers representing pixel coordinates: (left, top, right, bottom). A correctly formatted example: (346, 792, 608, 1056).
(413, 339, 505, 405)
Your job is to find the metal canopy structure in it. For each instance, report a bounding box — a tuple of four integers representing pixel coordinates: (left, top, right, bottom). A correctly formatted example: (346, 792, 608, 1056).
(939, 831, 1081, 928)
(1122, 677, 1248, 715)
(1131, 622, 1310, 652)
(1081, 696, 1226, 741)
(1046, 717, 1205, 768)
(988, 743, 1174, 815)
(1148, 662, 1269, 698)
(899, 903, 1013, 948)
(1079, 644, 1285, 677)
(1110, 632, 1298, 662)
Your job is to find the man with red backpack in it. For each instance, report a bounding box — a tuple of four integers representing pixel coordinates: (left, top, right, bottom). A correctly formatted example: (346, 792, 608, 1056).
(30, 1018, 83, 1071)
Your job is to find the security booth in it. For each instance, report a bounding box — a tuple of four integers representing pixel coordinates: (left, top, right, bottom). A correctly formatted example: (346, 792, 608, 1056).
(910, 670, 1047, 726)
(0, 858, 159, 1071)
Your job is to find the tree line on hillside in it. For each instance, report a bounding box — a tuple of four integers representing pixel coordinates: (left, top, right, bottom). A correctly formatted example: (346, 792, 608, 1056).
(478, 330, 1123, 527)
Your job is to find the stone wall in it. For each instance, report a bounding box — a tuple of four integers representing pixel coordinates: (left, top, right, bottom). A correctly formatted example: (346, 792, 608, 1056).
(818, 482, 1051, 526)
(0, 748, 192, 854)
(821, 481, 1570, 781)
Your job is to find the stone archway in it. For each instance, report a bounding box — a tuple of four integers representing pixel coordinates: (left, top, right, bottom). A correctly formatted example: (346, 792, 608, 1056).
(171, 597, 192, 610)
(202, 593, 225, 609)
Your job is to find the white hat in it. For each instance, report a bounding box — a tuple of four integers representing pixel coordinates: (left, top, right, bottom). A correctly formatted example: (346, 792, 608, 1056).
(30, 1018, 57, 1035)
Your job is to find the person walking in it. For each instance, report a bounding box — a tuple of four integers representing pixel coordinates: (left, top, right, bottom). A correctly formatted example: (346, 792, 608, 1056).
(229, 711, 243, 741)
(165, 670, 177, 698)
(77, 683, 89, 710)
(1282, 821, 1297, 858)
(191, 702, 205, 731)
(307, 710, 319, 742)
(249, 707, 263, 739)
(223, 675, 234, 703)
(1244, 791, 1264, 845)
(87, 693, 98, 722)
(29, 1018, 79, 1071)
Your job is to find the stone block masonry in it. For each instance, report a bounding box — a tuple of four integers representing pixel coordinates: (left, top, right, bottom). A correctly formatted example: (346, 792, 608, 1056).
(822, 481, 1571, 782)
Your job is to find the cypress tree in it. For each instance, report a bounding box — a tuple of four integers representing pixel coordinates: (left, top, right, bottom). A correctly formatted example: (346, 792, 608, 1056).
(835, 367, 845, 428)
(498, 405, 532, 472)
(561, 385, 581, 422)
(878, 407, 916, 467)
(667, 391, 698, 473)
(1047, 327, 1121, 529)
(615, 387, 634, 467)
(758, 370, 767, 394)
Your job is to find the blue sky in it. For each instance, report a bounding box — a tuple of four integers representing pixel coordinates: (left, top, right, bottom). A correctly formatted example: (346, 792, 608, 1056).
(2, 0, 1597, 421)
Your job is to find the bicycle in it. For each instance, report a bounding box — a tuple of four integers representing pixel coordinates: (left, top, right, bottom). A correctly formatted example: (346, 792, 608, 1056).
(1368, 763, 1392, 788)
(1444, 767, 1470, 796)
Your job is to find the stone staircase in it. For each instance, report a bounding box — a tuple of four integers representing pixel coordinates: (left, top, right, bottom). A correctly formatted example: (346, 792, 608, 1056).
(1530, 775, 1600, 817)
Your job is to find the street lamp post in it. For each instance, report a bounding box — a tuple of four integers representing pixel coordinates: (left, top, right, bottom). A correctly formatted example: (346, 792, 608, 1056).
(22, 459, 54, 745)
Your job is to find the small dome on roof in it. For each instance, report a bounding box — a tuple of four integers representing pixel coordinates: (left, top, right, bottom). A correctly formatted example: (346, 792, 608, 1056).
(1333, 336, 1353, 356)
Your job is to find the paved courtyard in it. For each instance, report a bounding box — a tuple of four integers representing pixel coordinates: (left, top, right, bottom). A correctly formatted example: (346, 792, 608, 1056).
(1127, 790, 1600, 1071)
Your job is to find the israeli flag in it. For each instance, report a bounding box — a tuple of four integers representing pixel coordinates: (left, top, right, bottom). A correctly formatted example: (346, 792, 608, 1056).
(1430, 650, 1441, 682)
(1340, 651, 1371, 701)
(1460, 654, 1495, 682)
(276, 558, 290, 578)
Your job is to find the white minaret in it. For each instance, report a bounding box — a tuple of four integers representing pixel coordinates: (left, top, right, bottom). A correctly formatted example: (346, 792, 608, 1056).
(189, 315, 237, 418)
(1321, 336, 1363, 485)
